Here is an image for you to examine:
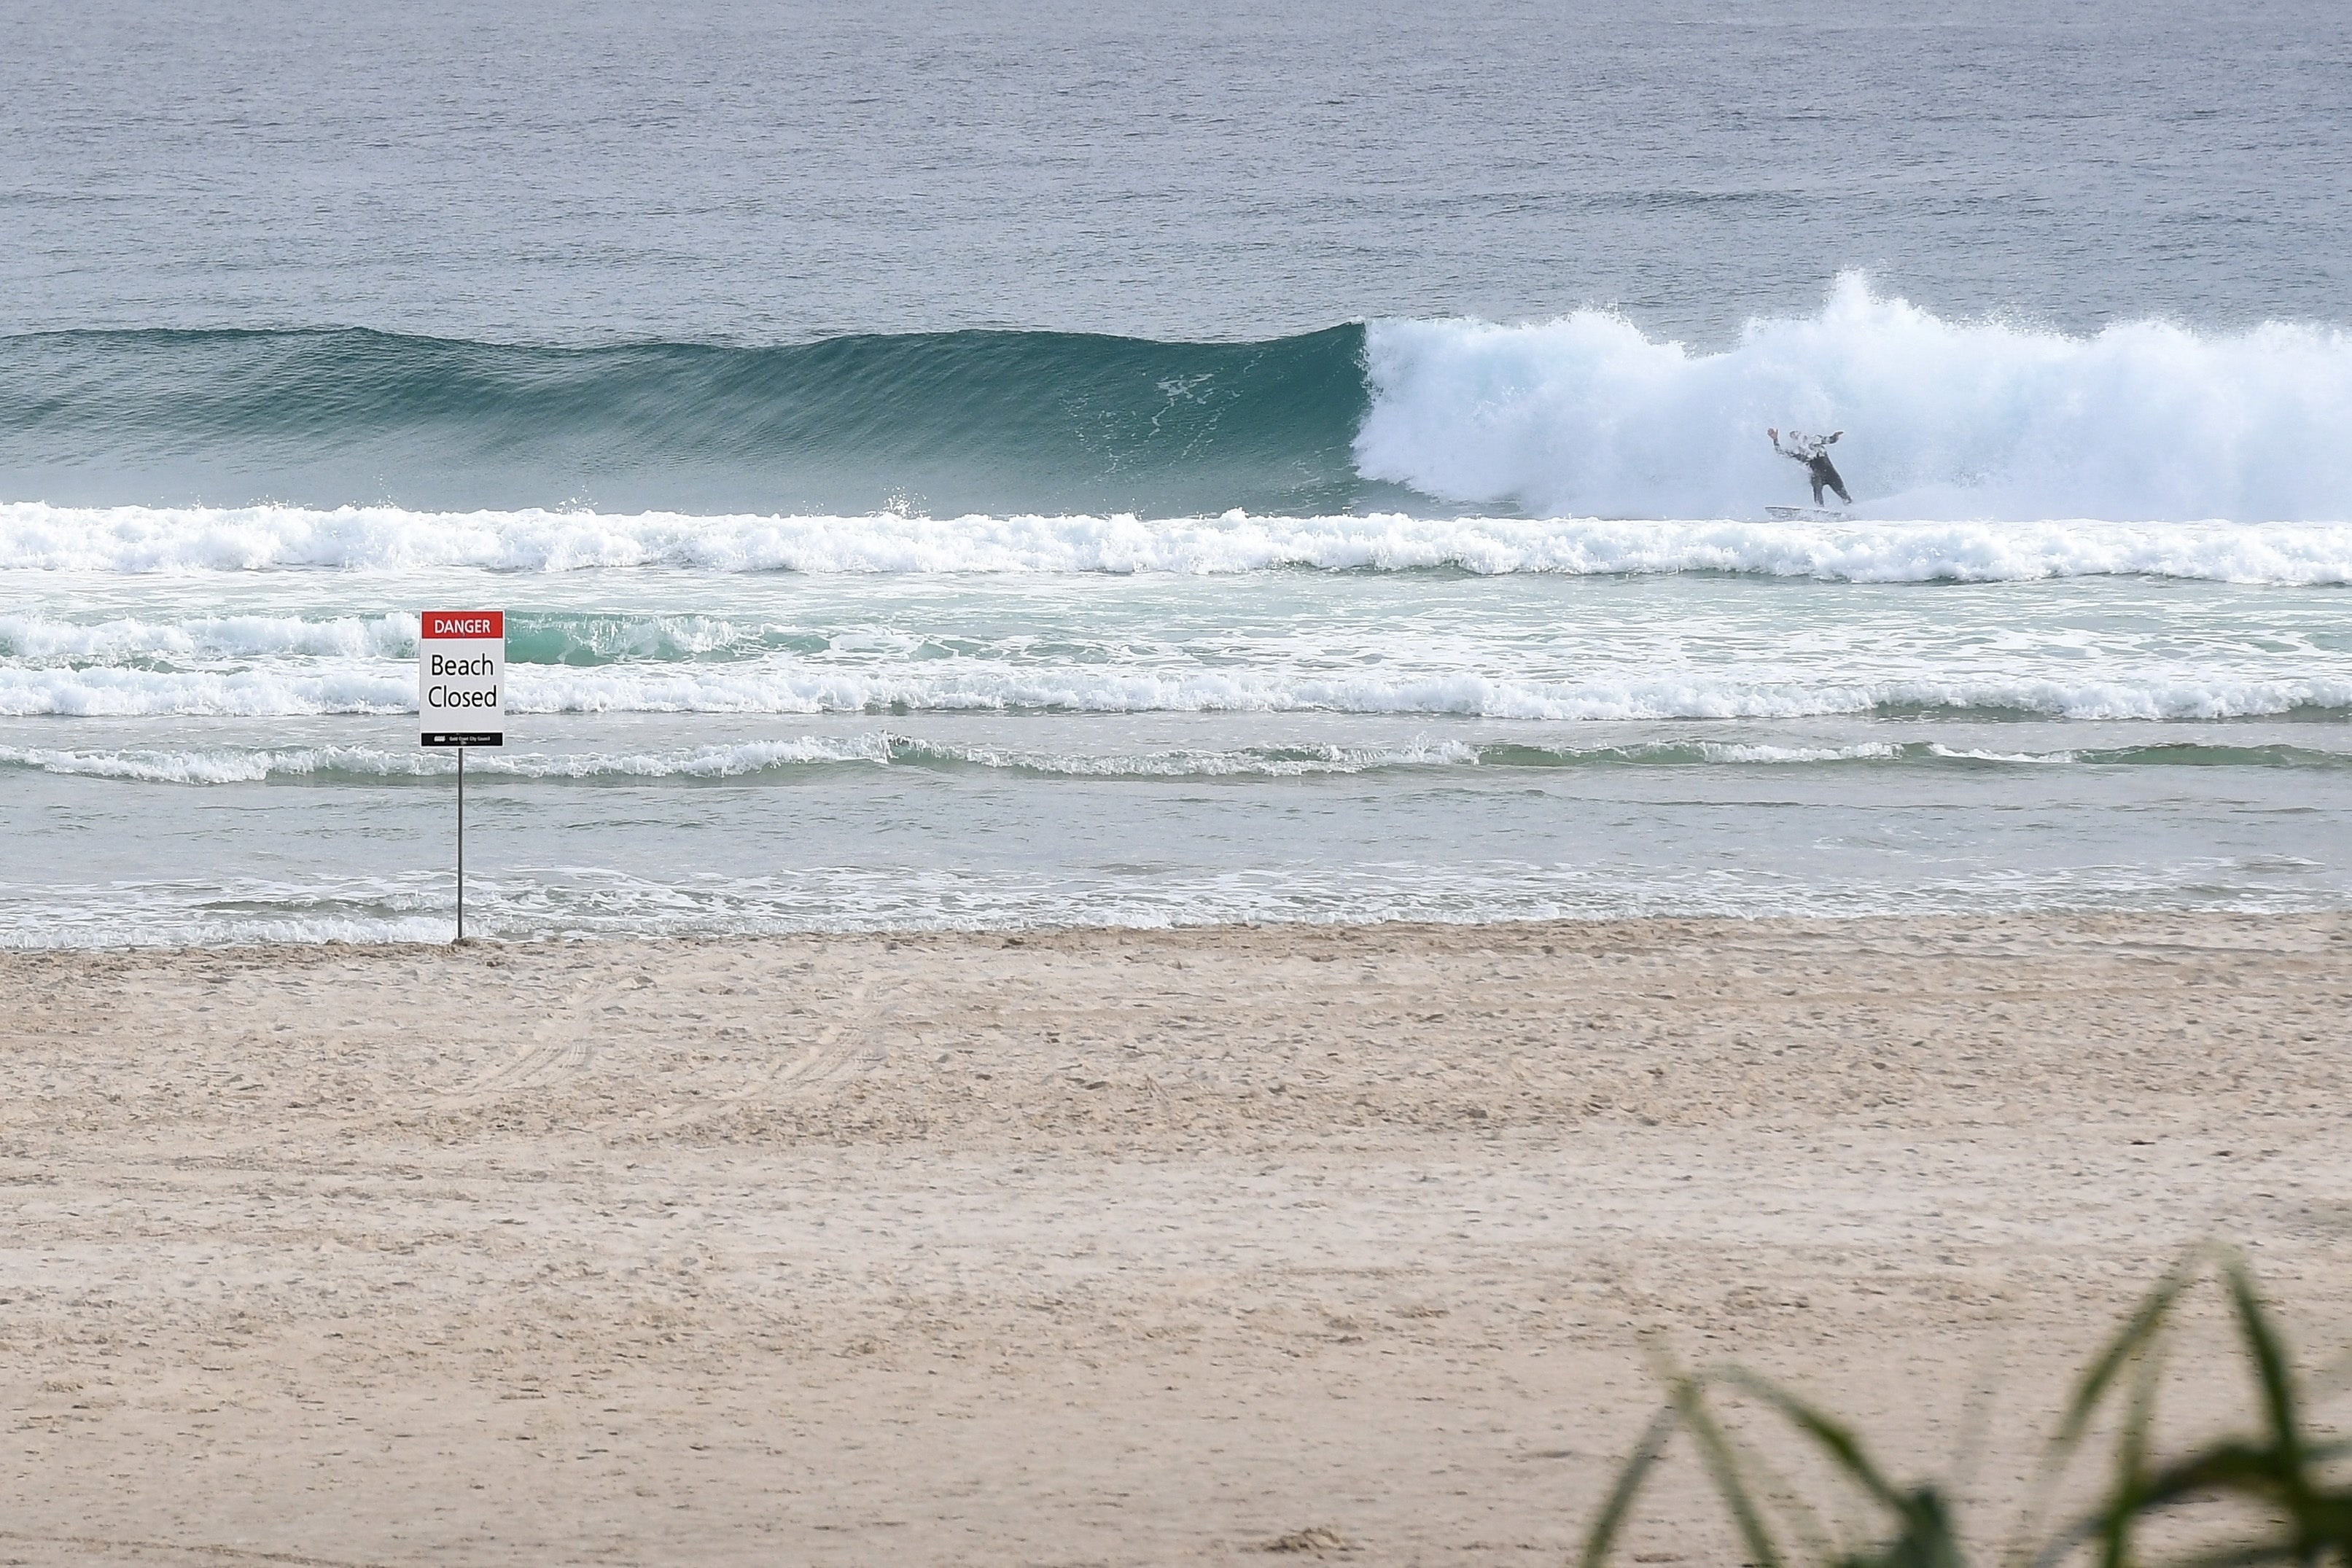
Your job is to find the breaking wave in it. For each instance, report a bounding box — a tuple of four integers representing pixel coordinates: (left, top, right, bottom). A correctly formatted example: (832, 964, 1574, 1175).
(4, 504, 2350, 581)
(3, 279, 2349, 522)
(3, 652, 2347, 720)
(8, 735, 2351, 787)
(1360, 274, 2352, 522)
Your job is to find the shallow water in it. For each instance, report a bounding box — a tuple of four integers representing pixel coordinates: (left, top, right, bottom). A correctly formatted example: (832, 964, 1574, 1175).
(3, 0, 2348, 944)
(6, 558, 2347, 945)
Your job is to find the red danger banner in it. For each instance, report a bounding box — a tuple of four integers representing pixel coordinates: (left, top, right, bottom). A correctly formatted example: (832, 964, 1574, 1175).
(420, 609, 505, 748)
(423, 610, 504, 639)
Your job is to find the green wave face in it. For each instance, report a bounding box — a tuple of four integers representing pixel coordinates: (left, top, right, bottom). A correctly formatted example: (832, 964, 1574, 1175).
(0, 324, 1384, 516)
(497, 615, 826, 668)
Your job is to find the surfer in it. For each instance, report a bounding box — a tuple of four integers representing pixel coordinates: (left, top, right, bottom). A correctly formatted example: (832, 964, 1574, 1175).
(1768, 427, 1852, 507)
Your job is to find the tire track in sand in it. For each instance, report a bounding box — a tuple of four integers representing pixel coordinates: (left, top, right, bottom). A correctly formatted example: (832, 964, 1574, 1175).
(442, 953, 896, 1126)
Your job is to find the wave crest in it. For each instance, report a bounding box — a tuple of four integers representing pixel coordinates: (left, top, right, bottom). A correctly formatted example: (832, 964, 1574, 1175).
(4, 503, 2349, 582)
(0, 324, 1372, 516)
(4, 662, 2343, 721)
(11, 735, 2350, 787)
(1356, 275, 2352, 522)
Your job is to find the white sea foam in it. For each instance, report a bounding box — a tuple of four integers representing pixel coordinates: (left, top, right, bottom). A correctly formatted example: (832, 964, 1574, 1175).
(1357, 275, 2352, 523)
(19, 734, 2345, 787)
(0, 736, 1498, 784)
(0, 737, 886, 784)
(4, 661, 2345, 721)
(1675, 741, 1904, 764)
(2, 501, 2351, 582)
(0, 610, 413, 660)
(3, 857, 2335, 951)
(0, 665, 413, 717)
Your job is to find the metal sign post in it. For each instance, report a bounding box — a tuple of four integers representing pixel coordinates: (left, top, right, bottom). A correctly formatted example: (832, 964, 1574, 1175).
(418, 609, 505, 943)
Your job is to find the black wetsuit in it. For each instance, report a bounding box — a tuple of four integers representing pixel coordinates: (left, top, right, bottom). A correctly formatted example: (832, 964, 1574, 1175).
(1802, 451, 1850, 507)
(1775, 436, 1852, 507)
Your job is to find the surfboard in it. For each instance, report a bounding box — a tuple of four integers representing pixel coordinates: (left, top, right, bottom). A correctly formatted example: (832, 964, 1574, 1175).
(1764, 505, 1850, 521)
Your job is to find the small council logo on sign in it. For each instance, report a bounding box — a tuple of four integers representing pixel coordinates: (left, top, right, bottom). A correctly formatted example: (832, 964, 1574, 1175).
(418, 609, 505, 747)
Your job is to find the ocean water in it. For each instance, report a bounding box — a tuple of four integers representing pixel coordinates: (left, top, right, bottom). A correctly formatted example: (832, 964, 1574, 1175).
(4, 0, 2348, 945)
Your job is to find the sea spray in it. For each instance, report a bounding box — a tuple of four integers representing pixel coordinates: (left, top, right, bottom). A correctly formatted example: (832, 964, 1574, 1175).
(1355, 275, 2352, 522)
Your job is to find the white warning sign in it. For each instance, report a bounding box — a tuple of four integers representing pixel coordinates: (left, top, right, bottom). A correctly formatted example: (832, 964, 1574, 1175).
(418, 609, 505, 747)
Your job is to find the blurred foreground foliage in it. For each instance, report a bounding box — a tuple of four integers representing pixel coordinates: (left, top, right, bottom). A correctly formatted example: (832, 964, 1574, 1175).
(1584, 1247, 2351, 1568)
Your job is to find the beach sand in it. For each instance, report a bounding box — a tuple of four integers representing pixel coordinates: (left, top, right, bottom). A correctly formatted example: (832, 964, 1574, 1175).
(2, 913, 2348, 1566)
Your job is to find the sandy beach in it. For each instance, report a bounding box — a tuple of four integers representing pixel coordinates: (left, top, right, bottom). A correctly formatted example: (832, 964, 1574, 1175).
(3, 913, 2348, 1566)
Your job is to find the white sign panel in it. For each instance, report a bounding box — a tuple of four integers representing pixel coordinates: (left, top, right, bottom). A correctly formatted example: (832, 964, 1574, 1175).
(419, 609, 505, 746)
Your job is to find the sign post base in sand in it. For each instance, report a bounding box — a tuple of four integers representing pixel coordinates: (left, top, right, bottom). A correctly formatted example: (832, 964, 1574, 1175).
(418, 610, 505, 943)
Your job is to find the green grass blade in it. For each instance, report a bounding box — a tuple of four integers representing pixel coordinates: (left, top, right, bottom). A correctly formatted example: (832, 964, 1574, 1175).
(2019, 1247, 2208, 1568)
(1580, 1405, 1681, 1568)
(1670, 1373, 1786, 1568)
(2222, 1260, 2310, 1505)
(1722, 1368, 1913, 1511)
(1583, 1251, 2347, 1568)
(2102, 1329, 2171, 1568)
(2053, 1249, 2206, 1456)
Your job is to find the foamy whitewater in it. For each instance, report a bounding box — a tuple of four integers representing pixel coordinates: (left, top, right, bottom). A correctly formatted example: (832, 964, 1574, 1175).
(7, 274, 2351, 943)
(1358, 278, 2352, 523)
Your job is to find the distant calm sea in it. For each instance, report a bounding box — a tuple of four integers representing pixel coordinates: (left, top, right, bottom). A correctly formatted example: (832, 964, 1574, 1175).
(4, 0, 2348, 945)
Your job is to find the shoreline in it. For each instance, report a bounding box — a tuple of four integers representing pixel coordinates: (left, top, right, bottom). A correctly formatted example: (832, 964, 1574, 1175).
(4, 910, 2348, 1564)
(9, 901, 2352, 959)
